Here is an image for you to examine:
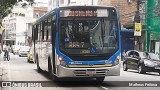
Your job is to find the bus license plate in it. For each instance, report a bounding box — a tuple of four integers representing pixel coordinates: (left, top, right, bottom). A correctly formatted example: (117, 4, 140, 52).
(86, 70, 96, 75)
(155, 67, 160, 69)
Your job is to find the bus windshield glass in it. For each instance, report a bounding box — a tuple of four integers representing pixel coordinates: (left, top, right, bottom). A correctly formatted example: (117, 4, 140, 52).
(59, 8, 118, 55)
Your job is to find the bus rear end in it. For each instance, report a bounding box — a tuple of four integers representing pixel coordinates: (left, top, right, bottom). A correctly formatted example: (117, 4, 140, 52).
(55, 6, 121, 81)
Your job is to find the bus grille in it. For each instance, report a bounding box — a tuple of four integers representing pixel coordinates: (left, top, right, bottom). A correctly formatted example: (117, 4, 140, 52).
(74, 69, 108, 77)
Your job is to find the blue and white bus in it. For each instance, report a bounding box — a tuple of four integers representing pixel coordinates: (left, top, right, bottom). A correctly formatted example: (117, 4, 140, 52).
(32, 6, 121, 82)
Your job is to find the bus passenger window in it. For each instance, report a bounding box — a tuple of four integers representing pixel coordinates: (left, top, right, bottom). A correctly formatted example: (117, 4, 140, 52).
(42, 22, 45, 40)
(44, 20, 48, 41)
(46, 30, 48, 40)
(38, 24, 41, 41)
(48, 18, 52, 41)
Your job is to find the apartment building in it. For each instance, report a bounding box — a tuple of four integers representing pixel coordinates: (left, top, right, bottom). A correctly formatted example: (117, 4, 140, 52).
(2, 0, 48, 46)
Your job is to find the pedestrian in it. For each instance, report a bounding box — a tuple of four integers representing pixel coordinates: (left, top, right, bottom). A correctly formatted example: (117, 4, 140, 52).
(122, 50, 126, 61)
(4, 43, 11, 61)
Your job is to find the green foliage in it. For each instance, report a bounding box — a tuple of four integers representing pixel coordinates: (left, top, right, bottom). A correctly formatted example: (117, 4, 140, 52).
(0, 0, 17, 19)
(0, 0, 35, 19)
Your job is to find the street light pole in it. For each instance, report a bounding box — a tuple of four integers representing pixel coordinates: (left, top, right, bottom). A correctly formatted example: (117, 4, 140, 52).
(134, 0, 141, 50)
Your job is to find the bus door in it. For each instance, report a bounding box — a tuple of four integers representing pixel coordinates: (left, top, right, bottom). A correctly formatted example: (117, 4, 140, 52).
(42, 19, 52, 71)
(39, 22, 46, 70)
(41, 20, 49, 71)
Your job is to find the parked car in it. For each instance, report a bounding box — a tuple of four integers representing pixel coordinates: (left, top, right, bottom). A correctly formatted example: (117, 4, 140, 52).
(27, 49, 33, 62)
(123, 50, 160, 75)
(13, 45, 21, 55)
(19, 46, 30, 57)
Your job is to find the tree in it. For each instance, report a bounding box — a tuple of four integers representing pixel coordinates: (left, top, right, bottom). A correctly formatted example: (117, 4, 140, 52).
(0, 0, 34, 24)
(0, 0, 34, 18)
(0, 0, 17, 19)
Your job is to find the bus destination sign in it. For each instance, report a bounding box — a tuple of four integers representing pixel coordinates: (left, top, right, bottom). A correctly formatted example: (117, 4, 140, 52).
(60, 9, 109, 17)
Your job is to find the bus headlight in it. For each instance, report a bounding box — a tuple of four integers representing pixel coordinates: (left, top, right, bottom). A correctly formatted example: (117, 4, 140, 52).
(58, 56, 67, 67)
(113, 56, 120, 66)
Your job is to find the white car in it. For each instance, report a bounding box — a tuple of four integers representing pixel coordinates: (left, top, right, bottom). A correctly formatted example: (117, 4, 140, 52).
(13, 45, 21, 55)
(19, 46, 30, 57)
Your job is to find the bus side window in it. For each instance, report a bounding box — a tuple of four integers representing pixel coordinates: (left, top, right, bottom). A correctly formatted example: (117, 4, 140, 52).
(51, 14, 56, 45)
(45, 19, 48, 40)
(36, 25, 38, 41)
(48, 18, 52, 41)
(42, 21, 45, 40)
(46, 30, 48, 40)
(38, 24, 41, 41)
(44, 20, 48, 41)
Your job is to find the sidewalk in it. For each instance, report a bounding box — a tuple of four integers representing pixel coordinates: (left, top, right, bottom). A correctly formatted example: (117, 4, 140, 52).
(0, 52, 4, 79)
(0, 64, 2, 76)
(0, 56, 3, 90)
(0, 53, 3, 90)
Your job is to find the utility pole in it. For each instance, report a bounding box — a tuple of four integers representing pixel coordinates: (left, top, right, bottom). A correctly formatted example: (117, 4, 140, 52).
(134, 0, 141, 50)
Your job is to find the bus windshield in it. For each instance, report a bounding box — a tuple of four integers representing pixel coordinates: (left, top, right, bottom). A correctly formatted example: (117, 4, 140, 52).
(59, 18, 118, 55)
(59, 8, 118, 55)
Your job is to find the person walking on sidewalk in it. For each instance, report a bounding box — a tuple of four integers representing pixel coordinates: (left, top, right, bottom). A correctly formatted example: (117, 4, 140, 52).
(4, 43, 11, 61)
(122, 50, 126, 61)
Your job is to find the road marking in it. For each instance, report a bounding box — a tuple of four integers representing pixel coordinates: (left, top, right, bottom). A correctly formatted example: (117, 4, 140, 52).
(100, 86, 109, 90)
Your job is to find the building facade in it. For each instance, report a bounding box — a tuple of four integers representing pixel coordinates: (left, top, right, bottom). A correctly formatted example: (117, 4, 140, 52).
(48, 0, 98, 11)
(146, 0, 160, 54)
(98, 0, 137, 27)
(98, 0, 147, 51)
(2, 0, 48, 47)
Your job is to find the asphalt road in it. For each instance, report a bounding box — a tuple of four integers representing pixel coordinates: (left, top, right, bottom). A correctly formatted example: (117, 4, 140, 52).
(0, 52, 160, 90)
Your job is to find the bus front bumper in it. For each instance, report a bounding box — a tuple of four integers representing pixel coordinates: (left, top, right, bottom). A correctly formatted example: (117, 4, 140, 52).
(56, 64, 120, 78)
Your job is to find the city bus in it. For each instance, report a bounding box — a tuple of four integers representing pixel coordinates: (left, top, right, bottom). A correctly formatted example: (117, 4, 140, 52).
(32, 6, 121, 82)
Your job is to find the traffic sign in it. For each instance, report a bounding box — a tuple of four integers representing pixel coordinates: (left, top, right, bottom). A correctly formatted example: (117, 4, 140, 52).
(134, 23, 142, 36)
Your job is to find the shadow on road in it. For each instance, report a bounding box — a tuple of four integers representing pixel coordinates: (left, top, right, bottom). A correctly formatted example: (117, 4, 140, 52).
(124, 70, 160, 76)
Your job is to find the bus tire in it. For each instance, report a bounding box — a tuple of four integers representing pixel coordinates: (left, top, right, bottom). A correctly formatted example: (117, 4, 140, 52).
(36, 55, 42, 73)
(96, 77, 105, 82)
(48, 57, 58, 81)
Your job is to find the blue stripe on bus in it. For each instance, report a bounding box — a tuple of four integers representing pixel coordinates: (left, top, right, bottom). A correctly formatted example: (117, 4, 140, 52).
(56, 8, 59, 26)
